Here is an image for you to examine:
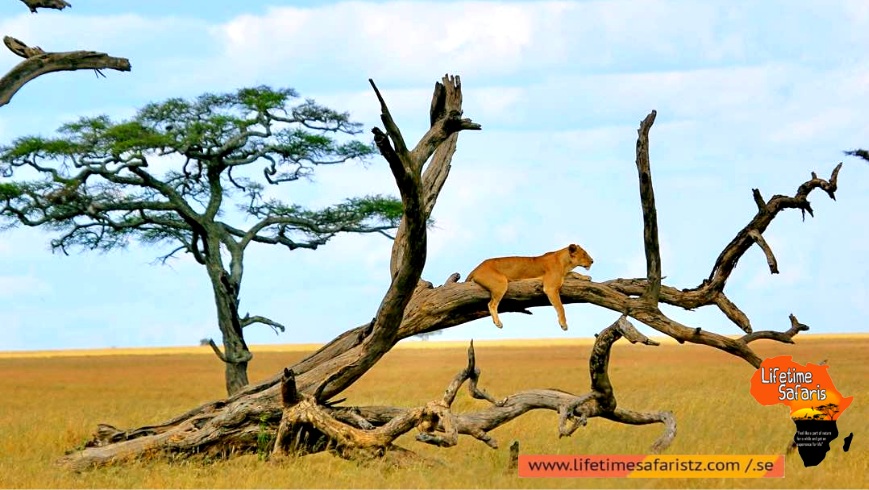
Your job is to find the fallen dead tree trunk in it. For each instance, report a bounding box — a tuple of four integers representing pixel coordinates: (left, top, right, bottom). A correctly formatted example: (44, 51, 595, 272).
(57, 74, 842, 471)
(271, 316, 674, 460)
(63, 316, 676, 470)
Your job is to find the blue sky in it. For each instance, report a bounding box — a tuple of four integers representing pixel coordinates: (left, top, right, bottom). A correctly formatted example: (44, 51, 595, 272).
(0, 0, 867, 352)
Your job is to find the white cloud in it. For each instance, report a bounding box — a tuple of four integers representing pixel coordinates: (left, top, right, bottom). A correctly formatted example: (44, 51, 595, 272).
(200, 0, 799, 92)
(211, 2, 573, 84)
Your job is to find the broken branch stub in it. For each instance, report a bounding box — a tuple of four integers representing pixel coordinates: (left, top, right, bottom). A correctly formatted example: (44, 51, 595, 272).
(1, 38, 131, 108)
(19, 0, 71, 13)
(635, 110, 662, 306)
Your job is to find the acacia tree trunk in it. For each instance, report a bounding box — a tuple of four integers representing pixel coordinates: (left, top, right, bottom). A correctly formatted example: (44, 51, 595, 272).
(56, 74, 845, 471)
(202, 254, 251, 395)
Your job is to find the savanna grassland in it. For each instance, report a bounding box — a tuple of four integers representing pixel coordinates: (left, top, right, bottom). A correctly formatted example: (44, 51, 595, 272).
(0, 335, 865, 489)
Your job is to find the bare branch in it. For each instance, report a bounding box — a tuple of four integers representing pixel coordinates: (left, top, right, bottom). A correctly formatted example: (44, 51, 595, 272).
(701, 163, 841, 294)
(635, 110, 661, 306)
(240, 314, 286, 334)
(748, 229, 779, 274)
(409, 75, 481, 172)
(236, 214, 393, 251)
(368, 79, 410, 167)
(207, 339, 228, 363)
(154, 245, 186, 266)
(206, 338, 252, 365)
(376, 229, 395, 240)
(603, 408, 677, 453)
(418, 75, 481, 217)
(713, 293, 752, 334)
(1, 43, 131, 108)
(752, 188, 766, 212)
(190, 231, 206, 264)
(19, 0, 71, 13)
(370, 126, 410, 191)
(3, 36, 44, 58)
(741, 313, 809, 344)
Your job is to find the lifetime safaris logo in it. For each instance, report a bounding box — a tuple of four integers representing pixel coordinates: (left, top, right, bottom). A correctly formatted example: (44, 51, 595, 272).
(749, 356, 855, 467)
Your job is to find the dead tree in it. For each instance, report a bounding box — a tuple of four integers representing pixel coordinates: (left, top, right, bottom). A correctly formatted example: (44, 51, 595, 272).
(1, 1, 130, 108)
(57, 74, 842, 470)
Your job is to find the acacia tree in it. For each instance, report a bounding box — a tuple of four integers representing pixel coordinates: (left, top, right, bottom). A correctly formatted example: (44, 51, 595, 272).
(1, 0, 130, 108)
(0, 86, 403, 395)
(9, 73, 851, 470)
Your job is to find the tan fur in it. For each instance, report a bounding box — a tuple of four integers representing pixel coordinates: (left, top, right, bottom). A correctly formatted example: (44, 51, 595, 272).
(465, 244, 593, 331)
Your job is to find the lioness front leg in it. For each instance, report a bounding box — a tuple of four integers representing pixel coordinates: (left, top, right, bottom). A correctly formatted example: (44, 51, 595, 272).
(543, 276, 568, 331)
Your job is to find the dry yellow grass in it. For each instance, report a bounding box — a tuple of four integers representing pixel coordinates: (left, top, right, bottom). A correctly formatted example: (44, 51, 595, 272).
(0, 335, 865, 488)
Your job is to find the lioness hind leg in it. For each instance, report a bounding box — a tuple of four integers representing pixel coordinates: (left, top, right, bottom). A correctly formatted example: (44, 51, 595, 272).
(487, 278, 508, 328)
(543, 278, 568, 331)
(472, 272, 508, 328)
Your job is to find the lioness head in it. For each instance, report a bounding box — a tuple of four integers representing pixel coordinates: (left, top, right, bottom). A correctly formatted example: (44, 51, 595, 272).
(568, 243, 593, 269)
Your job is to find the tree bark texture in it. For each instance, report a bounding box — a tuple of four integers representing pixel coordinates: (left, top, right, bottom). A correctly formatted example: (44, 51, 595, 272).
(56, 77, 842, 471)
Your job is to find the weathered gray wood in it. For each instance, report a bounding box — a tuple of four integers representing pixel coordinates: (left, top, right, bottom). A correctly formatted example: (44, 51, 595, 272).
(1, 39, 130, 108)
(54, 76, 842, 470)
(2, 3, 130, 108)
(635, 110, 662, 306)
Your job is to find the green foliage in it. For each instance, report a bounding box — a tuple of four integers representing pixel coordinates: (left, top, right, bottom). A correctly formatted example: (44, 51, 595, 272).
(344, 195, 405, 223)
(0, 85, 402, 257)
(1, 85, 374, 177)
(0, 182, 23, 200)
(256, 413, 274, 461)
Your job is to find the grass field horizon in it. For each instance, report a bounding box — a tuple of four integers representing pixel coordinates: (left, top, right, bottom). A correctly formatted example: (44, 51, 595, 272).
(2, 332, 867, 359)
(0, 335, 864, 488)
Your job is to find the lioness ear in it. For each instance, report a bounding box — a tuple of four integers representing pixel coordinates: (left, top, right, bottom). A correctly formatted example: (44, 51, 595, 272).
(569, 244, 577, 254)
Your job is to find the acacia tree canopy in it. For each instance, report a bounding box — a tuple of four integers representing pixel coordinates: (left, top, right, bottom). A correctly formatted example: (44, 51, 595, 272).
(0, 86, 404, 395)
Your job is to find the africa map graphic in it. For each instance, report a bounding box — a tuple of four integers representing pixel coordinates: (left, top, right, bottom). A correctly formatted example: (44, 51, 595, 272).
(750, 356, 855, 467)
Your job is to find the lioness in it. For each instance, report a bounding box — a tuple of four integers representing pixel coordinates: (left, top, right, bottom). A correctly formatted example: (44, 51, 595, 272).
(465, 244, 593, 331)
